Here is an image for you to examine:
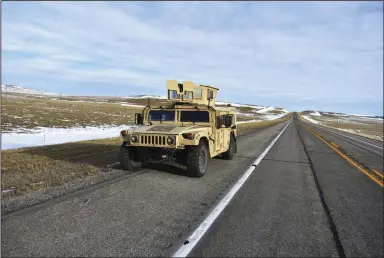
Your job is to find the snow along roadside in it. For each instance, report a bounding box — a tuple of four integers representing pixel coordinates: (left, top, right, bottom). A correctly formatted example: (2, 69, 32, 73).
(237, 113, 287, 124)
(1, 125, 135, 150)
(2, 113, 290, 151)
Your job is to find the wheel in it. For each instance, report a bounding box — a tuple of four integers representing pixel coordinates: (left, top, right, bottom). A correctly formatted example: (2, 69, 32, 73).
(222, 134, 236, 160)
(186, 140, 209, 177)
(118, 145, 142, 171)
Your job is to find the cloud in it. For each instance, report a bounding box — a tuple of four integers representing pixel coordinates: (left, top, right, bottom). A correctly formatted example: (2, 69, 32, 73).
(2, 1, 383, 115)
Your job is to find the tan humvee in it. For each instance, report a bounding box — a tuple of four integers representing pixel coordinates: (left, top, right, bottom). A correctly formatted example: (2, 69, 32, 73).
(118, 80, 237, 177)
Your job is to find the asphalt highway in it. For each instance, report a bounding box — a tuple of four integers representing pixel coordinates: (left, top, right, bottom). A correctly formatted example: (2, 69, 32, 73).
(2, 113, 383, 257)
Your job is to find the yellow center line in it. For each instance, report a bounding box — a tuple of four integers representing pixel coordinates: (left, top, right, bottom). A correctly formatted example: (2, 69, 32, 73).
(373, 169, 384, 179)
(307, 128, 384, 188)
(331, 142, 339, 148)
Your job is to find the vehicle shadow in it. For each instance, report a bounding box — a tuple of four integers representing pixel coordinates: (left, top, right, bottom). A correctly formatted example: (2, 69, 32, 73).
(144, 161, 189, 177)
(17, 141, 192, 177)
(18, 142, 122, 169)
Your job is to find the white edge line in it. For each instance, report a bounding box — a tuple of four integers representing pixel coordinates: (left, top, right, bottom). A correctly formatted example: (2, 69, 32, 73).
(319, 126, 383, 150)
(172, 119, 292, 258)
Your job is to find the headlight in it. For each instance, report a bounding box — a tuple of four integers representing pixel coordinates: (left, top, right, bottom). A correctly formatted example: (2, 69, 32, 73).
(131, 135, 138, 143)
(167, 136, 176, 145)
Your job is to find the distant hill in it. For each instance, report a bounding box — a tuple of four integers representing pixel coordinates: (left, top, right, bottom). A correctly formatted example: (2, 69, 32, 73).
(1, 84, 59, 96)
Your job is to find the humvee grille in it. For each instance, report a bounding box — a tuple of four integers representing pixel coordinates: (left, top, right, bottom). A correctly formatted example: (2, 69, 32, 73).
(140, 134, 167, 146)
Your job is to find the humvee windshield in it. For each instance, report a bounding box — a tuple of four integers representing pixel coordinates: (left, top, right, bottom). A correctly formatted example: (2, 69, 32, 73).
(180, 111, 209, 122)
(148, 110, 210, 122)
(149, 110, 175, 121)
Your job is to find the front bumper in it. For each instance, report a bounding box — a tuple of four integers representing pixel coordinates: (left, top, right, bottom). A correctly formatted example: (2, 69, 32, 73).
(126, 146, 186, 164)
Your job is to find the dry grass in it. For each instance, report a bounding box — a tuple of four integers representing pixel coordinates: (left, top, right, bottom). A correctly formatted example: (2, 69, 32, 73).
(236, 115, 257, 122)
(1, 93, 271, 131)
(299, 112, 383, 140)
(1, 137, 121, 197)
(2, 92, 287, 133)
(1, 113, 291, 197)
(1, 94, 142, 132)
(321, 121, 383, 139)
(266, 109, 286, 114)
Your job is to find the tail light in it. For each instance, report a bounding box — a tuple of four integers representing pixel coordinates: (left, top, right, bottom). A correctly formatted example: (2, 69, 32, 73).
(182, 133, 195, 140)
(120, 130, 127, 136)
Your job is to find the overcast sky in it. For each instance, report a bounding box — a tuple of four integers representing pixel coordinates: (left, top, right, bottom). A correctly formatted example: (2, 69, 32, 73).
(2, 1, 383, 115)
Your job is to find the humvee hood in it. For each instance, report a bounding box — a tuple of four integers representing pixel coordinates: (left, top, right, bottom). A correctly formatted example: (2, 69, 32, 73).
(129, 124, 210, 135)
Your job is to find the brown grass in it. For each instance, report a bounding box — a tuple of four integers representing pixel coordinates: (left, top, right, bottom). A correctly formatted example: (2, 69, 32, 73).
(1, 95, 142, 132)
(322, 121, 383, 138)
(1, 137, 121, 197)
(298, 112, 383, 140)
(1, 113, 291, 197)
(1, 94, 269, 132)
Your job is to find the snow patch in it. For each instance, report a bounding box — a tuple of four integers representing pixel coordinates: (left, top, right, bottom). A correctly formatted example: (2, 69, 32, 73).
(349, 113, 377, 118)
(309, 111, 321, 116)
(255, 106, 275, 114)
(1, 125, 135, 150)
(125, 95, 167, 99)
(236, 113, 287, 124)
(262, 113, 286, 120)
(119, 103, 145, 108)
(302, 115, 320, 124)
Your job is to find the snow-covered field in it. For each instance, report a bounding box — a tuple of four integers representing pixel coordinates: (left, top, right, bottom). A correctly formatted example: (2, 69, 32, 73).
(216, 101, 289, 122)
(309, 111, 321, 116)
(2, 125, 135, 150)
(301, 115, 320, 124)
(237, 113, 287, 124)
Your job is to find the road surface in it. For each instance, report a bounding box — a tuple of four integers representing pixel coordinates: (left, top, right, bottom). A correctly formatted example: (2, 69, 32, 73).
(2, 113, 383, 257)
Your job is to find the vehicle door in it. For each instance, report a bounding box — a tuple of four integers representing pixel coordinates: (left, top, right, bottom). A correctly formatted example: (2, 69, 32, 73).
(216, 114, 225, 153)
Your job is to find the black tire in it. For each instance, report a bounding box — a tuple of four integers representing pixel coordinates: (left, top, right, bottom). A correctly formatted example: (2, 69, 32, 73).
(222, 134, 236, 160)
(186, 140, 209, 177)
(118, 145, 142, 171)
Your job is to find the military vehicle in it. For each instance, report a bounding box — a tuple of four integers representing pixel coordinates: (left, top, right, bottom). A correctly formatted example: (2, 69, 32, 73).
(118, 80, 237, 177)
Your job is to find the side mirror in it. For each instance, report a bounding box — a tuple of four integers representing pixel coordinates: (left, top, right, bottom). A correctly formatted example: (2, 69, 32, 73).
(135, 113, 143, 125)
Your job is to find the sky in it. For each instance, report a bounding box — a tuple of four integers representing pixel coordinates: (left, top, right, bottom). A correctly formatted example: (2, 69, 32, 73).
(2, 1, 383, 115)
